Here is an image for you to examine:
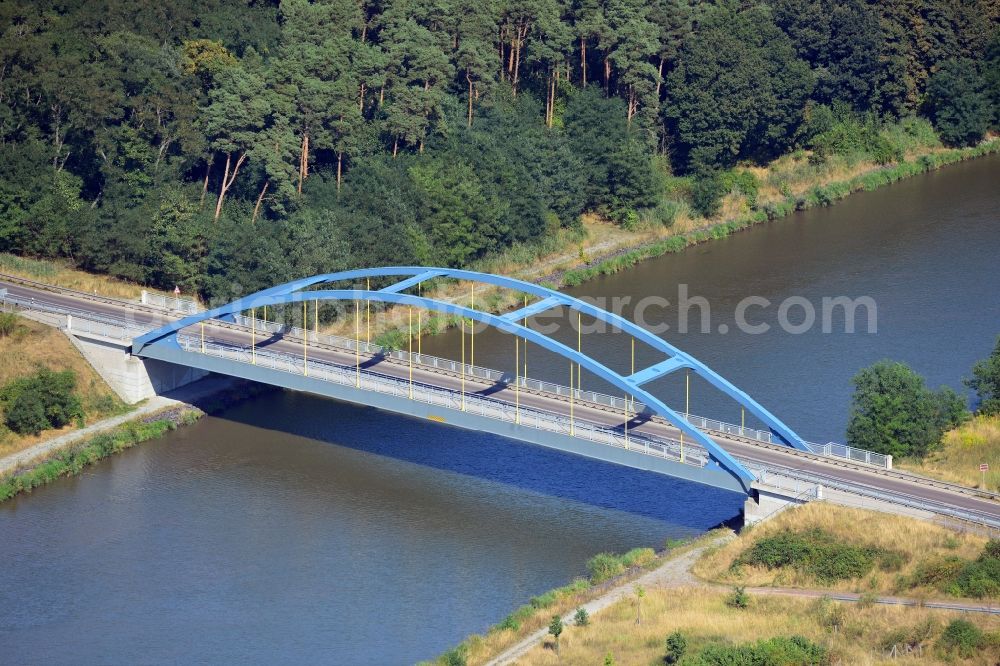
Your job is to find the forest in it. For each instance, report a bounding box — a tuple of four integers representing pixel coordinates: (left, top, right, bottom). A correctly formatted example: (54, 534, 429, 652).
(1, 0, 998, 302)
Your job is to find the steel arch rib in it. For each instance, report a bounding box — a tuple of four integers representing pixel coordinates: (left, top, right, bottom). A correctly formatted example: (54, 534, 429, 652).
(133, 267, 810, 487)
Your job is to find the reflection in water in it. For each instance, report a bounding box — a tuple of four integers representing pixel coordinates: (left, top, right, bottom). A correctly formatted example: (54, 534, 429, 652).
(423, 153, 1000, 443)
(1, 154, 997, 663)
(0, 391, 742, 665)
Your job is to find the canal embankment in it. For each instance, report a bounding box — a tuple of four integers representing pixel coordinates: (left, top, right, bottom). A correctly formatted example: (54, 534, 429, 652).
(439, 503, 1000, 666)
(0, 375, 273, 503)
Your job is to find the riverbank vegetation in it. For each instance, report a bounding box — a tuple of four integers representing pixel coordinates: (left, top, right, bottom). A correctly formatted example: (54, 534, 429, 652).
(900, 415, 1000, 492)
(846, 336, 1000, 470)
(0, 379, 274, 503)
(0, 415, 189, 502)
(0, 316, 128, 457)
(513, 588, 1000, 665)
(693, 503, 998, 601)
(1, 0, 997, 309)
(429, 537, 703, 666)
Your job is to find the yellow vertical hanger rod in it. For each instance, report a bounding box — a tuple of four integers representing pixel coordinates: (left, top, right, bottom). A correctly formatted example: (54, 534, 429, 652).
(408, 306, 413, 398)
(461, 318, 466, 411)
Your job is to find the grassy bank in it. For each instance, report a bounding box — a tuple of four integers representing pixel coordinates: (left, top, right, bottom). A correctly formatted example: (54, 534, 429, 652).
(0, 379, 275, 504)
(899, 415, 1000, 492)
(0, 414, 192, 502)
(325, 132, 1000, 344)
(427, 539, 709, 666)
(0, 316, 131, 458)
(558, 139, 1000, 287)
(0, 252, 184, 302)
(693, 503, 998, 601)
(438, 504, 1000, 665)
(515, 587, 1000, 665)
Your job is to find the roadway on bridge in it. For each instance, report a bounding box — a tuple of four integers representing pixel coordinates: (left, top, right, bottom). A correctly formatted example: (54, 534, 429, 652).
(3, 277, 998, 519)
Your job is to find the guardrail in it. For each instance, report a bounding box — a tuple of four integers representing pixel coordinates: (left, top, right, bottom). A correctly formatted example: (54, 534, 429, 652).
(746, 460, 1000, 530)
(0, 291, 894, 472)
(176, 334, 712, 470)
(140, 290, 202, 314)
(229, 312, 890, 469)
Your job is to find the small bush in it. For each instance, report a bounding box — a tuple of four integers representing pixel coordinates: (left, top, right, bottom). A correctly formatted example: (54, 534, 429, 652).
(726, 586, 750, 609)
(440, 645, 467, 666)
(664, 630, 687, 664)
(1, 368, 84, 435)
(695, 635, 827, 665)
(949, 541, 1000, 598)
(691, 171, 725, 218)
(938, 619, 985, 658)
(588, 552, 627, 583)
(574, 607, 589, 626)
(0, 312, 21, 337)
(735, 528, 904, 582)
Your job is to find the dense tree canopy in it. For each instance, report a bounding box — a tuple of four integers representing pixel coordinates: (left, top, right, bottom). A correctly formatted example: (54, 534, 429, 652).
(0, 0, 996, 301)
(847, 361, 968, 459)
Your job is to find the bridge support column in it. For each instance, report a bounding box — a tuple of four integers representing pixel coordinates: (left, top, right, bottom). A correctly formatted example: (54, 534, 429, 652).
(743, 482, 819, 526)
(64, 332, 208, 404)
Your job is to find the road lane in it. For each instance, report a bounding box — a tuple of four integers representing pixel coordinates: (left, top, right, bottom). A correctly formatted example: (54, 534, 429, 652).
(3, 276, 997, 520)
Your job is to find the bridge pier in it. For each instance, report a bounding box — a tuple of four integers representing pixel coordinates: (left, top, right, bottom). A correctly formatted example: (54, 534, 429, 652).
(64, 332, 208, 404)
(743, 482, 822, 525)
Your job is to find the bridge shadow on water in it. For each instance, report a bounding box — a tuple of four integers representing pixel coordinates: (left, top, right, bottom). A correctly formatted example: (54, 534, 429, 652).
(197, 387, 745, 532)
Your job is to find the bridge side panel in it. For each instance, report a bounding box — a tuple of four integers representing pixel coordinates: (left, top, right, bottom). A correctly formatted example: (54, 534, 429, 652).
(139, 345, 748, 494)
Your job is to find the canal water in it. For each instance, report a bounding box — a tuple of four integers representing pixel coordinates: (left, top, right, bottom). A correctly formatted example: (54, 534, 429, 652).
(424, 152, 1000, 444)
(1, 155, 997, 663)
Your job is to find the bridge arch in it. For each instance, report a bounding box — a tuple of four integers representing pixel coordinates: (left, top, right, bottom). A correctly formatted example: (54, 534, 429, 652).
(134, 267, 811, 489)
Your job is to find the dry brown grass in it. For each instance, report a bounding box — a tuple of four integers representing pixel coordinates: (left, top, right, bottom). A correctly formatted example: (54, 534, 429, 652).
(692, 503, 987, 598)
(516, 586, 1000, 666)
(0, 252, 183, 302)
(0, 316, 128, 457)
(448, 534, 720, 666)
(899, 416, 1000, 492)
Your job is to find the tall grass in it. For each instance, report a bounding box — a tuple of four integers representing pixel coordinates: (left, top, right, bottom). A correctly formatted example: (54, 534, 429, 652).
(899, 415, 1000, 491)
(511, 587, 1000, 665)
(694, 503, 988, 599)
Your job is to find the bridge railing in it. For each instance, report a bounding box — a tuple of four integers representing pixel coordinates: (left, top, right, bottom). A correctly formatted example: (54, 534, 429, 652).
(140, 290, 202, 314)
(176, 334, 712, 471)
(0, 293, 890, 470)
(222, 312, 890, 469)
(1, 293, 145, 341)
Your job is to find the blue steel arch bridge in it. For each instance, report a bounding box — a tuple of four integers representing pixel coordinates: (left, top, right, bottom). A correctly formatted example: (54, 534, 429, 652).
(132, 267, 818, 495)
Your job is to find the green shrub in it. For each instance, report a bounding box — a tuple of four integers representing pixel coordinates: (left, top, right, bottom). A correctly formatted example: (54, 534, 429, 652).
(574, 607, 589, 626)
(720, 170, 760, 208)
(440, 645, 467, 666)
(726, 586, 750, 609)
(0, 312, 20, 337)
(735, 528, 905, 582)
(694, 635, 827, 665)
(587, 552, 627, 583)
(621, 547, 656, 568)
(691, 171, 725, 218)
(938, 619, 985, 658)
(1, 368, 84, 435)
(664, 630, 687, 664)
(949, 541, 1000, 598)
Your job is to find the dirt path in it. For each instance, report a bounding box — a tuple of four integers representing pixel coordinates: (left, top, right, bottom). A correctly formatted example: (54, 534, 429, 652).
(484, 533, 735, 666)
(485, 531, 999, 665)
